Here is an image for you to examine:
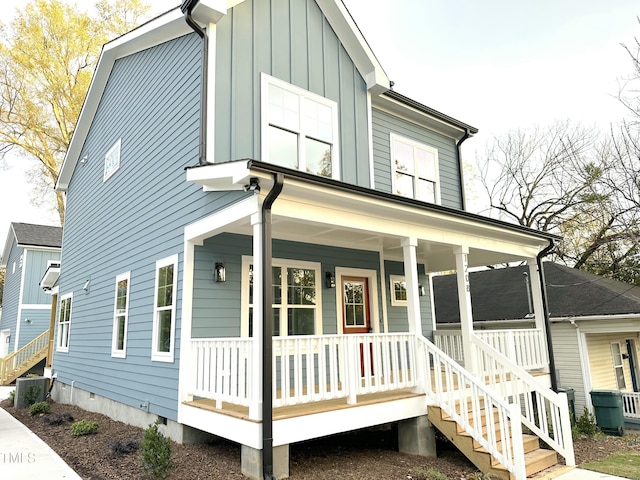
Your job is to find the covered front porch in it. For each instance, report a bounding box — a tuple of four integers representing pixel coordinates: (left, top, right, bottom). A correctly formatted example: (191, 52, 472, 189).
(176, 160, 571, 479)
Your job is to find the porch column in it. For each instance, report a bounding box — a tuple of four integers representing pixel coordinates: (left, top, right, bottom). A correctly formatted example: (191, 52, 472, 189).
(401, 237, 422, 335)
(528, 259, 551, 373)
(454, 246, 476, 375)
(249, 213, 263, 421)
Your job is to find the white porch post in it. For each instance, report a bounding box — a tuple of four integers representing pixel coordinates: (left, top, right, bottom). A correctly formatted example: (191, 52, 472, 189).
(454, 246, 476, 375)
(402, 237, 422, 335)
(528, 259, 551, 372)
(249, 213, 263, 421)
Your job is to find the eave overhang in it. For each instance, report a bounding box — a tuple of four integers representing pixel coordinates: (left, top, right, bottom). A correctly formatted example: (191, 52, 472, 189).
(40, 263, 61, 292)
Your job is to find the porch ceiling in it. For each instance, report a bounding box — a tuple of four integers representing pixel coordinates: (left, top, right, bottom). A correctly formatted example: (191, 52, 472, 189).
(186, 160, 555, 271)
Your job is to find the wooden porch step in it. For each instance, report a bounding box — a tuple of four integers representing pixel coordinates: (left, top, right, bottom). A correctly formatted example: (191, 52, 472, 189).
(427, 405, 558, 480)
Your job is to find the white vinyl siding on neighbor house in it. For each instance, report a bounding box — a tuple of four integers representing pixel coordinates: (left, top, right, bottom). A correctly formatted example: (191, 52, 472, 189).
(152, 255, 178, 362)
(241, 256, 322, 338)
(111, 272, 130, 358)
(261, 74, 339, 179)
(104, 138, 121, 181)
(56, 293, 72, 352)
(390, 133, 440, 204)
(587, 333, 635, 392)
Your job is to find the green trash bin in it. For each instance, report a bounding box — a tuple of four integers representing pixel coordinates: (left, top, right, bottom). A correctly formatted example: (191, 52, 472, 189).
(590, 390, 625, 436)
(558, 387, 576, 427)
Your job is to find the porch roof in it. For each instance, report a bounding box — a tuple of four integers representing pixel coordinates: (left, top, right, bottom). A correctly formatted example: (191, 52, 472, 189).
(186, 159, 558, 271)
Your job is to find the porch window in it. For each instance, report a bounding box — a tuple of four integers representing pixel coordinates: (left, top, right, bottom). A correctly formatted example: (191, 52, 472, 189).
(390, 275, 407, 306)
(56, 293, 72, 352)
(390, 133, 440, 204)
(152, 255, 178, 362)
(243, 257, 321, 337)
(611, 342, 627, 389)
(111, 272, 130, 358)
(261, 74, 339, 179)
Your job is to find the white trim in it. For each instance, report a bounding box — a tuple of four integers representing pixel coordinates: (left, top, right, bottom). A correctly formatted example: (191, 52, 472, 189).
(19, 304, 52, 310)
(103, 138, 121, 181)
(178, 239, 196, 411)
(56, 292, 73, 353)
(611, 341, 627, 390)
(261, 73, 340, 180)
(151, 254, 179, 362)
(378, 250, 389, 333)
(366, 91, 375, 188)
(577, 328, 593, 411)
(111, 271, 131, 358)
(389, 274, 407, 307)
(390, 132, 441, 205)
(241, 256, 323, 337)
(0, 329, 10, 357)
(13, 249, 28, 352)
(334, 267, 379, 335)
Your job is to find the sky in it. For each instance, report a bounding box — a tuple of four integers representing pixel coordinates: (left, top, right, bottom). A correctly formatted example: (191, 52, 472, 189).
(0, 0, 638, 241)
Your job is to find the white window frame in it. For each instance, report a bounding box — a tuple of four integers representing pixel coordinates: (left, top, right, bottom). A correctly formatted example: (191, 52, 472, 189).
(152, 255, 178, 362)
(390, 133, 440, 204)
(241, 256, 322, 338)
(611, 342, 627, 390)
(389, 274, 407, 307)
(56, 292, 73, 353)
(104, 138, 121, 182)
(261, 73, 340, 179)
(111, 271, 131, 358)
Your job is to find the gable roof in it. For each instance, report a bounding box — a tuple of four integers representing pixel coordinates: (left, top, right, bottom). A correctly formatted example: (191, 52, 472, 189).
(432, 262, 640, 323)
(1, 223, 63, 268)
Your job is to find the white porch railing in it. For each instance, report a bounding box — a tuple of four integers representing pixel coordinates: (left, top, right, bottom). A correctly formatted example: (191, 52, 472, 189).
(434, 328, 548, 370)
(190, 333, 417, 409)
(417, 335, 527, 480)
(471, 334, 575, 466)
(623, 392, 640, 419)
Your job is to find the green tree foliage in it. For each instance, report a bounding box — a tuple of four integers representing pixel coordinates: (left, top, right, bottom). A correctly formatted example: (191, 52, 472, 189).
(0, 0, 150, 225)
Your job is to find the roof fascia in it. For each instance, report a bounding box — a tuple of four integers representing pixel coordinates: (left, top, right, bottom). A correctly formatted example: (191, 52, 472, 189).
(315, 0, 389, 94)
(57, 9, 191, 192)
(0, 224, 17, 269)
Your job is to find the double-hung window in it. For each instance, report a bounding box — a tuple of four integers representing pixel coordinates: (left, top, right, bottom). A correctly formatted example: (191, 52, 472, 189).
(262, 74, 339, 179)
(57, 293, 73, 352)
(611, 342, 627, 389)
(152, 255, 178, 362)
(111, 272, 130, 358)
(104, 139, 121, 181)
(391, 133, 440, 204)
(242, 257, 321, 337)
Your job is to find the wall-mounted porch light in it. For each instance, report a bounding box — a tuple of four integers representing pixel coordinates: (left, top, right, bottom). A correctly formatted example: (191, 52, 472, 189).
(325, 272, 335, 288)
(83, 279, 90, 293)
(214, 262, 226, 282)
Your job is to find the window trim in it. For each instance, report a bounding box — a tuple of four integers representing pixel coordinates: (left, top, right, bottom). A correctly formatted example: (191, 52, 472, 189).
(611, 342, 627, 390)
(56, 292, 73, 353)
(260, 73, 340, 180)
(111, 271, 131, 359)
(390, 133, 440, 204)
(104, 138, 121, 182)
(389, 274, 407, 307)
(241, 256, 322, 338)
(151, 255, 178, 362)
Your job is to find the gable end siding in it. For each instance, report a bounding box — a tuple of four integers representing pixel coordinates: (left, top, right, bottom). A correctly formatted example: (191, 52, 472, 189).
(0, 238, 22, 352)
(214, 0, 370, 187)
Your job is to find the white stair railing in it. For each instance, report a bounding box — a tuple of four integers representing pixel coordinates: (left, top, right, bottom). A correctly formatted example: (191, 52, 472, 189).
(417, 335, 527, 480)
(472, 334, 575, 466)
(622, 392, 640, 419)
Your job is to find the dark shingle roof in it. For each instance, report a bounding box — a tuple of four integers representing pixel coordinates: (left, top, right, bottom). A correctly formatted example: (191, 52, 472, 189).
(432, 262, 640, 323)
(12, 222, 63, 248)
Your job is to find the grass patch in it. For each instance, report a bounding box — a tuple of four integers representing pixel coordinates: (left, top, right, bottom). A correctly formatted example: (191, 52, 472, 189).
(582, 451, 640, 479)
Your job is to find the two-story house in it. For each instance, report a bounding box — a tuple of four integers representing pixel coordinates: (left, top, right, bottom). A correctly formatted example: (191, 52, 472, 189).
(51, 1, 575, 479)
(0, 222, 62, 384)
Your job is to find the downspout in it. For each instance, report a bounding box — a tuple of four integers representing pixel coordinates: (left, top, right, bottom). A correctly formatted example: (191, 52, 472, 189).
(261, 173, 284, 480)
(536, 239, 559, 391)
(181, 0, 209, 165)
(456, 128, 471, 211)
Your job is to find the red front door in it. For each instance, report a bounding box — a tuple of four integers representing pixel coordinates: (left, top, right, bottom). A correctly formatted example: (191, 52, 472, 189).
(342, 276, 373, 375)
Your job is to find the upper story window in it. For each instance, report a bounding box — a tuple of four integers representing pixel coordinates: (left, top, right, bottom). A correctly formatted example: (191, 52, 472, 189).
(152, 255, 178, 362)
(57, 293, 73, 352)
(104, 139, 121, 181)
(261, 74, 339, 179)
(391, 133, 440, 204)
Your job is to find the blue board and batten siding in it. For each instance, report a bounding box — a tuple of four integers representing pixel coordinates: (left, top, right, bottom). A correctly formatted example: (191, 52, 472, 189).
(214, 0, 370, 187)
(372, 108, 463, 209)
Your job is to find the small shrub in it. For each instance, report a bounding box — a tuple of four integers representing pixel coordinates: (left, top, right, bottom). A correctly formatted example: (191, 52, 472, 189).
(29, 401, 51, 415)
(8, 389, 15, 404)
(25, 373, 40, 378)
(467, 472, 498, 480)
(43, 413, 74, 426)
(111, 439, 140, 456)
(411, 467, 447, 480)
(573, 407, 599, 438)
(22, 385, 41, 406)
(141, 422, 173, 479)
(70, 419, 99, 436)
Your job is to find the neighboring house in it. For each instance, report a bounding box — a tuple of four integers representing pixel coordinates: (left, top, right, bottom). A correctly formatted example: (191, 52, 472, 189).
(51, 2, 574, 479)
(0, 222, 62, 383)
(432, 262, 640, 425)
